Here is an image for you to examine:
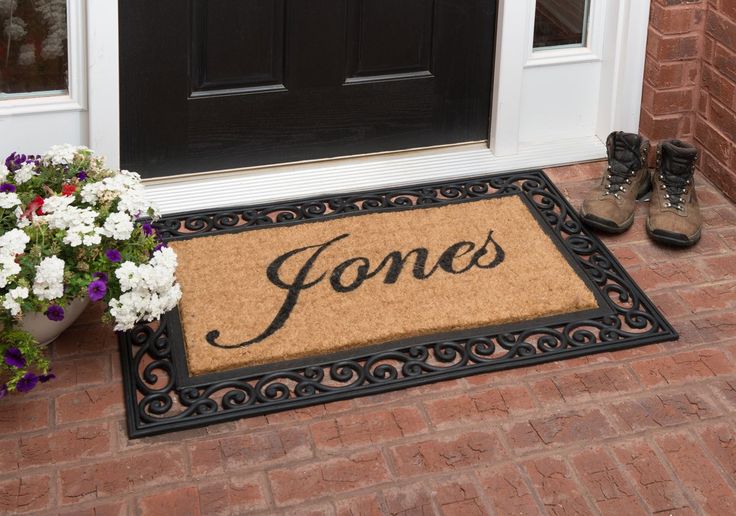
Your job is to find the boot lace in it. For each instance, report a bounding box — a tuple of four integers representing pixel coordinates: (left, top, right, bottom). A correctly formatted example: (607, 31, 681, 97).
(659, 171, 691, 211)
(658, 153, 694, 211)
(602, 139, 644, 200)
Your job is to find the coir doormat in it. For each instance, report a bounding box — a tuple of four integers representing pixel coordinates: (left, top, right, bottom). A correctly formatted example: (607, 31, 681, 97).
(119, 171, 677, 437)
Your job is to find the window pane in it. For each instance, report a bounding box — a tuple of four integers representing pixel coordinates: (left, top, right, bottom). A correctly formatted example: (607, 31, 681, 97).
(0, 0, 68, 98)
(533, 0, 589, 49)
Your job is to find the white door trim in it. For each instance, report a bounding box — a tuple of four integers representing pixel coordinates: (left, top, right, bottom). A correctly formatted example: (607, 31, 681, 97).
(86, 0, 119, 167)
(86, 0, 650, 214)
(596, 0, 652, 136)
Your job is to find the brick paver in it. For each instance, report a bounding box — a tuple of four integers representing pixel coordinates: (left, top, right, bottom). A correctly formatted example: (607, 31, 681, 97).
(2, 161, 736, 515)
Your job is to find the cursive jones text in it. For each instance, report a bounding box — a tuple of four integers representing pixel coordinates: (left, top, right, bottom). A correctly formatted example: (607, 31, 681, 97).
(206, 228, 505, 348)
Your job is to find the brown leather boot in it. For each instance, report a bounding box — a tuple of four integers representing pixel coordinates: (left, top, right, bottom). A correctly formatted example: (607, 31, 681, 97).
(580, 131, 651, 233)
(646, 140, 701, 247)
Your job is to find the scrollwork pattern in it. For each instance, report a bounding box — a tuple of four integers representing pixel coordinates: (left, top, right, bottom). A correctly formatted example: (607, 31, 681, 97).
(120, 170, 677, 437)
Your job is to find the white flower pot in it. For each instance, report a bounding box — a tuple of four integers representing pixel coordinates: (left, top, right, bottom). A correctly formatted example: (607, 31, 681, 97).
(19, 298, 90, 346)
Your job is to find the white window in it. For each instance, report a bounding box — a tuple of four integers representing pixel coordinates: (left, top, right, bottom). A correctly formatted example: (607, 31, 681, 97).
(0, 0, 86, 158)
(533, 0, 591, 50)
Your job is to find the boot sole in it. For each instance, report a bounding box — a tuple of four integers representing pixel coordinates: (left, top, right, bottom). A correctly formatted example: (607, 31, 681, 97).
(579, 177, 651, 234)
(645, 221, 701, 248)
(580, 212, 634, 234)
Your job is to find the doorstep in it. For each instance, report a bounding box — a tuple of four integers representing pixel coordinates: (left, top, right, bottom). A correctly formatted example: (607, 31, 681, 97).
(143, 137, 606, 215)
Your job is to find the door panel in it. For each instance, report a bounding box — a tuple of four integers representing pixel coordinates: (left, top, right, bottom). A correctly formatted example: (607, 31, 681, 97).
(345, 0, 435, 82)
(120, 0, 496, 177)
(191, 0, 287, 95)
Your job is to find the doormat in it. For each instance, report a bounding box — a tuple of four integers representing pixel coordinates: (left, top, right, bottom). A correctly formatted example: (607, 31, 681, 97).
(119, 170, 677, 438)
(173, 195, 600, 376)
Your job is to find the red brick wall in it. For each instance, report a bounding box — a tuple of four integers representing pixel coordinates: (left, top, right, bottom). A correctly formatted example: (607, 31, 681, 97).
(640, 0, 736, 202)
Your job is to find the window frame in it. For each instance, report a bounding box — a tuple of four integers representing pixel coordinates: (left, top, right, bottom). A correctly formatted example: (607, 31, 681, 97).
(531, 0, 591, 51)
(0, 0, 86, 116)
(525, 0, 606, 68)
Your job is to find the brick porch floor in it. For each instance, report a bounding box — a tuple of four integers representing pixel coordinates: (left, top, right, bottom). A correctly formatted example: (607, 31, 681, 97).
(2, 161, 736, 515)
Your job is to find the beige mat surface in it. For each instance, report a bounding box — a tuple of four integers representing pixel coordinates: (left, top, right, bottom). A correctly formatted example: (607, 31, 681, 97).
(171, 195, 599, 375)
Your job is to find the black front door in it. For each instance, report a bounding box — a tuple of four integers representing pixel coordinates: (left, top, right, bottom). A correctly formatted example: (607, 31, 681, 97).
(120, 1, 496, 177)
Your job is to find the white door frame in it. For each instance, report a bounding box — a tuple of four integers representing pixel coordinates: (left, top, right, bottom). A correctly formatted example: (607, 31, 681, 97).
(86, 0, 650, 214)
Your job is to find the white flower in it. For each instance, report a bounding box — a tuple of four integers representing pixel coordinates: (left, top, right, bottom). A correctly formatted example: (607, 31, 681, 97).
(17, 42, 35, 66)
(117, 188, 159, 218)
(100, 211, 134, 241)
(42, 194, 75, 213)
(44, 144, 86, 166)
(0, 164, 9, 182)
(13, 162, 36, 184)
(115, 261, 143, 292)
(109, 248, 181, 330)
(40, 196, 101, 248)
(82, 232, 102, 246)
(62, 223, 100, 247)
(81, 170, 158, 217)
(2, 286, 29, 316)
(0, 229, 30, 288)
(0, 255, 21, 289)
(4, 16, 26, 41)
(34, 0, 68, 60)
(108, 295, 140, 330)
(109, 283, 181, 331)
(32, 255, 65, 300)
(0, 228, 30, 257)
(120, 169, 142, 182)
(0, 192, 21, 209)
(81, 175, 126, 204)
(0, 1, 18, 18)
(151, 247, 178, 272)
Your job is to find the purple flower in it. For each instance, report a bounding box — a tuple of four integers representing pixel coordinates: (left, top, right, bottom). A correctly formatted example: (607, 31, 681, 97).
(154, 242, 167, 253)
(4, 153, 40, 172)
(87, 279, 107, 302)
(3, 347, 26, 368)
(76, 170, 88, 181)
(5, 152, 35, 172)
(93, 272, 109, 283)
(105, 249, 122, 262)
(46, 304, 65, 322)
(141, 222, 155, 236)
(16, 373, 38, 393)
(0, 384, 7, 399)
(5, 152, 24, 172)
(0, 183, 16, 193)
(39, 373, 56, 383)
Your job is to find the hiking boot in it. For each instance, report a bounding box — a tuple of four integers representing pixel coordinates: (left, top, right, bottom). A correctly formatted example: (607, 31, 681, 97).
(646, 140, 701, 247)
(580, 131, 651, 233)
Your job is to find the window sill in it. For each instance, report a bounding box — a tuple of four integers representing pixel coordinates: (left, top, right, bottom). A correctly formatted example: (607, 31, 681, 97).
(525, 46, 602, 68)
(0, 94, 86, 117)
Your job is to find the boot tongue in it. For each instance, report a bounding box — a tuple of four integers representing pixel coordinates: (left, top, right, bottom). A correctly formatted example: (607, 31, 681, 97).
(609, 132, 642, 175)
(661, 141, 696, 179)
